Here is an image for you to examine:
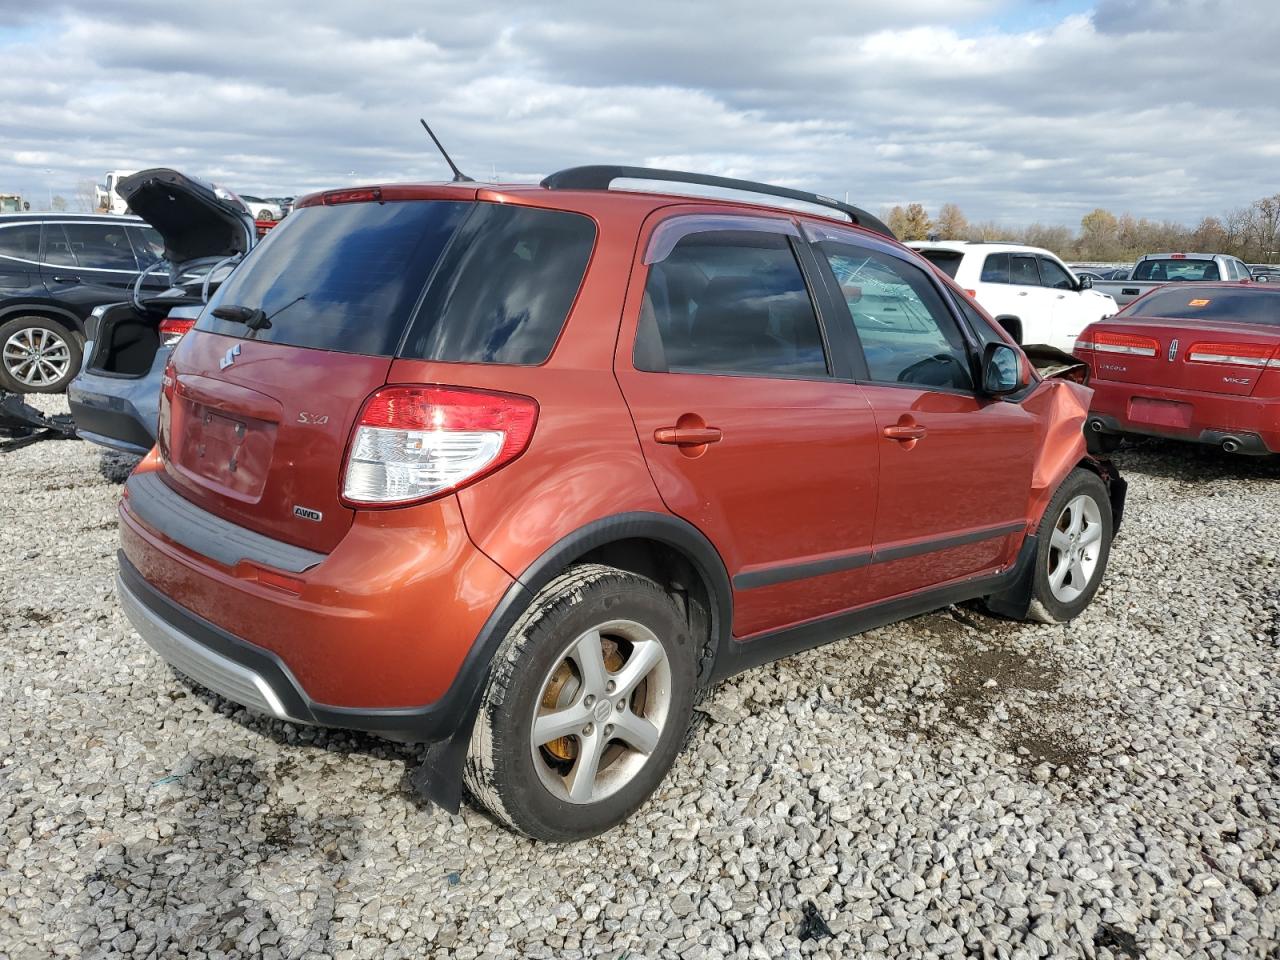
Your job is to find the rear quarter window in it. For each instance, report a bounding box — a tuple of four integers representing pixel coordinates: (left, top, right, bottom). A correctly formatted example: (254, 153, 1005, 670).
(402, 204, 596, 365)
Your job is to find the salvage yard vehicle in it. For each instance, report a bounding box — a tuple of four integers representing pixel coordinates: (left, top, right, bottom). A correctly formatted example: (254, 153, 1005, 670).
(1090, 252, 1254, 308)
(68, 169, 256, 453)
(0, 212, 174, 392)
(1077, 283, 1280, 454)
(907, 241, 1117, 351)
(114, 166, 1124, 841)
(237, 194, 285, 221)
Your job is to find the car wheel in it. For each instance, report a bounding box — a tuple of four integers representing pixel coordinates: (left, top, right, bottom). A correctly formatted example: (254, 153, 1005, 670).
(0, 316, 82, 393)
(1026, 468, 1113, 623)
(256, 209, 274, 221)
(464, 563, 697, 841)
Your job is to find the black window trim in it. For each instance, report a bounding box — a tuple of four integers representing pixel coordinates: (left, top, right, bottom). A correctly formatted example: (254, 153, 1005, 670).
(629, 215, 837, 383)
(801, 224, 990, 399)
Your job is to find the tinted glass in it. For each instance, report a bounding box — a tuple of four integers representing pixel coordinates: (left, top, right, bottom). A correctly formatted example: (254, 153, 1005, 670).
(63, 223, 138, 270)
(1037, 256, 1074, 290)
(1132, 258, 1221, 281)
(980, 252, 1010, 283)
(403, 204, 596, 365)
(42, 225, 76, 266)
(1120, 288, 1280, 326)
(1010, 254, 1041, 286)
(915, 249, 963, 278)
(0, 224, 40, 260)
(635, 231, 828, 378)
(818, 243, 973, 390)
(955, 293, 1006, 348)
(128, 226, 165, 265)
(201, 200, 470, 356)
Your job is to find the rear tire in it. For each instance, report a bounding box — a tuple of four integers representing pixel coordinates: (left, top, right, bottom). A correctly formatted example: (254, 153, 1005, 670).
(1025, 468, 1113, 623)
(0, 316, 82, 393)
(464, 564, 697, 841)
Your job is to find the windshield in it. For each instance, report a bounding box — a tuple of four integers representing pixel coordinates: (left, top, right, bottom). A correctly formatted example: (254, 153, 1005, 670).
(1120, 288, 1280, 326)
(1132, 258, 1221, 281)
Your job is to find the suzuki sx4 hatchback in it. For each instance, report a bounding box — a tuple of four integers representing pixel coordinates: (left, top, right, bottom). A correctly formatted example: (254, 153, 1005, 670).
(116, 168, 1124, 840)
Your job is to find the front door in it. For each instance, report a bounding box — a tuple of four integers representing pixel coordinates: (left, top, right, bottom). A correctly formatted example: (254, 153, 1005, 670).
(807, 231, 1037, 600)
(1037, 254, 1088, 350)
(615, 214, 882, 638)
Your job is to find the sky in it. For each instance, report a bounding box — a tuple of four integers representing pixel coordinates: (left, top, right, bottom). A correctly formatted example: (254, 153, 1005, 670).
(0, 0, 1276, 228)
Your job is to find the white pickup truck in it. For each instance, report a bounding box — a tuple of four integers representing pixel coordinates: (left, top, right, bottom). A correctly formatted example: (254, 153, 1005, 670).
(1089, 252, 1255, 307)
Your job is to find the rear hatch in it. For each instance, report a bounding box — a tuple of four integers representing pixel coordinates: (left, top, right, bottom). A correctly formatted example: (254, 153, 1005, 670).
(1078, 286, 1280, 399)
(156, 189, 597, 554)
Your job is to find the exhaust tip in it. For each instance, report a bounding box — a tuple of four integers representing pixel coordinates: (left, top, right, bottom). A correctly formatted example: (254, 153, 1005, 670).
(1222, 437, 1240, 453)
(1089, 419, 1104, 432)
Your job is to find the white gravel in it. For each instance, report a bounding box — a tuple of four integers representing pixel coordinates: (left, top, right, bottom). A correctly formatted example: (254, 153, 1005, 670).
(2, 397, 1278, 959)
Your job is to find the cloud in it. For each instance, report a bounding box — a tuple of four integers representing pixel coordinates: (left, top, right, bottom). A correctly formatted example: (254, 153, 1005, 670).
(0, 0, 1276, 227)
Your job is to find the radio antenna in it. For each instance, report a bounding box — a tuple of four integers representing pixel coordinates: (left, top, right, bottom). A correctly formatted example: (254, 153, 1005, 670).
(419, 119, 474, 183)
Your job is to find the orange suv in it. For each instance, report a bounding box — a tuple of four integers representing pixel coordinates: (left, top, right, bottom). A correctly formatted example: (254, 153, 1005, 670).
(116, 167, 1124, 840)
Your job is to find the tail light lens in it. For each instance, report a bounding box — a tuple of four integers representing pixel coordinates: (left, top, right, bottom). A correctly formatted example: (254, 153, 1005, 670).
(1075, 331, 1159, 357)
(159, 316, 197, 347)
(1186, 342, 1275, 367)
(342, 385, 538, 506)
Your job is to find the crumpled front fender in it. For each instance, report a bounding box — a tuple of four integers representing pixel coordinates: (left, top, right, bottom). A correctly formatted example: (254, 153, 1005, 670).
(1021, 378, 1094, 529)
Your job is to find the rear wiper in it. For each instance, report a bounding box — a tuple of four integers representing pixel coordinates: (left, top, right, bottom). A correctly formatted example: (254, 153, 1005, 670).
(211, 295, 306, 332)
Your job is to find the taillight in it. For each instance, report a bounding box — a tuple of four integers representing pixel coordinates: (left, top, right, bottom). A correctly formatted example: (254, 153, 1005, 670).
(159, 316, 197, 347)
(342, 385, 538, 506)
(1076, 331, 1159, 357)
(1186, 342, 1276, 367)
(323, 187, 383, 205)
(963, 289, 977, 298)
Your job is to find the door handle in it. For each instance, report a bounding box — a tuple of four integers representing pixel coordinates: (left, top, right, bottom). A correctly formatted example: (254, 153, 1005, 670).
(1056, 294, 1066, 299)
(883, 424, 927, 442)
(655, 426, 723, 446)
(51, 275, 81, 283)
(1017, 291, 1029, 296)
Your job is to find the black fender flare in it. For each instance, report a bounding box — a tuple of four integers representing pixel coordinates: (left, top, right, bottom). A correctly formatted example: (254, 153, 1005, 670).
(411, 510, 732, 812)
(0, 302, 87, 336)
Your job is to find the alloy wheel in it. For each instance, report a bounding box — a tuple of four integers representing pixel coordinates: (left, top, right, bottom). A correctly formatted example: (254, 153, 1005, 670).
(529, 619, 672, 805)
(1047, 494, 1103, 604)
(3, 326, 72, 389)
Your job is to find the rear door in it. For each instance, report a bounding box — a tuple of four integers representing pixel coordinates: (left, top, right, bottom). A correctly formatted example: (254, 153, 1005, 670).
(805, 227, 1037, 599)
(41, 222, 141, 312)
(615, 213, 882, 639)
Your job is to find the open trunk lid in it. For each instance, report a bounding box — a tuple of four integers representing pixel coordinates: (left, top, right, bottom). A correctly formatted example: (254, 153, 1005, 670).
(117, 168, 256, 271)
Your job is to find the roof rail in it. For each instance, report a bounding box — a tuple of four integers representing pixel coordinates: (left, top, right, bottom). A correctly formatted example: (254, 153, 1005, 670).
(540, 165, 895, 240)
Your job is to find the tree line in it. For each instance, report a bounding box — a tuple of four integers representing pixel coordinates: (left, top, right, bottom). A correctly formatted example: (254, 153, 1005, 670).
(881, 193, 1280, 264)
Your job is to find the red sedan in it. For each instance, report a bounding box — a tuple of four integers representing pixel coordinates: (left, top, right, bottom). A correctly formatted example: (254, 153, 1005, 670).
(1077, 283, 1280, 454)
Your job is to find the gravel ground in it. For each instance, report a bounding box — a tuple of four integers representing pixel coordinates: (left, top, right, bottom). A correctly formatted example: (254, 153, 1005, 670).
(2, 397, 1278, 959)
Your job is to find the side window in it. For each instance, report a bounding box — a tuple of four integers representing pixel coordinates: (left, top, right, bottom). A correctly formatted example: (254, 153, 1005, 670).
(635, 231, 829, 378)
(128, 226, 165, 265)
(1037, 256, 1075, 290)
(0, 225, 41, 261)
(1010, 254, 1041, 286)
(954, 293, 1007, 349)
(816, 242, 974, 391)
(63, 223, 139, 271)
(980, 252, 1010, 283)
(42, 225, 77, 266)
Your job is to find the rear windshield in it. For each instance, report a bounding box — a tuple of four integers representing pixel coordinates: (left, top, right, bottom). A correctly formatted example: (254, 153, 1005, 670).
(1131, 258, 1221, 281)
(914, 249, 963, 279)
(198, 200, 596, 363)
(1120, 288, 1280, 326)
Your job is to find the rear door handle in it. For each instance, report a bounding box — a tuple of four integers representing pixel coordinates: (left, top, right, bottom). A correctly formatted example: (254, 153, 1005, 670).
(883, 424, 927, 442)
(655, 426, 723, 446)
(51, 275, 81, 283)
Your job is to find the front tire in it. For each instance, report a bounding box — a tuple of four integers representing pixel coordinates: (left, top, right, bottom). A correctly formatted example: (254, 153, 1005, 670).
(464, 564, 697, 841)
(0, 316, 82, 393)
(1027, 468, 1113, 623)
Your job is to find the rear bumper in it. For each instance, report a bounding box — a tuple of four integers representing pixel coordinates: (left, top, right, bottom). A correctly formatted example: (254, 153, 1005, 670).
(1088, 379, 1280, 454)
(117, 462, 518, 740)
(67, 360, 166, 455)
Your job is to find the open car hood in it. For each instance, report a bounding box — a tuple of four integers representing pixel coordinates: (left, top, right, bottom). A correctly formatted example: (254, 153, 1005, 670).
(117, 168, 256, 268)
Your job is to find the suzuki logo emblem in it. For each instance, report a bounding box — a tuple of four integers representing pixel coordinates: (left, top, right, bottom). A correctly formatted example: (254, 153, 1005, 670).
(1168, 338, 1179, 362)
(219, 343, 241, 370)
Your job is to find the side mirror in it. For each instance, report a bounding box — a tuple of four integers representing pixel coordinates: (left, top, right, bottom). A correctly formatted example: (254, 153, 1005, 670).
(1077, 275, 1093, 290)
(982, 342, 1021, 396)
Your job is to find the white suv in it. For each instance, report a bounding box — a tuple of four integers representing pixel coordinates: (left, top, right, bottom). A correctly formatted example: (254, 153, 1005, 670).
(907, 241, 1117, 351)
